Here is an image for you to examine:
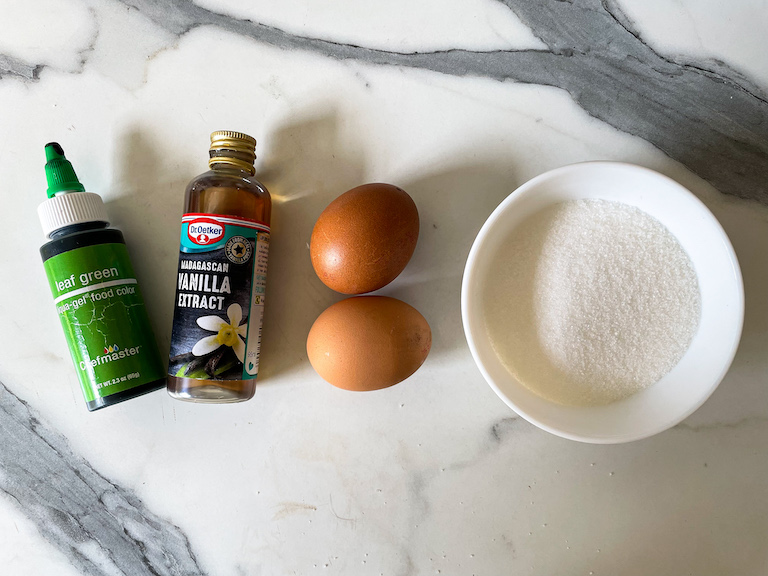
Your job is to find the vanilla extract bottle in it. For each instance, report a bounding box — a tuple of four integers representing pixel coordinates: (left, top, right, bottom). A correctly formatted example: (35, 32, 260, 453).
(167, 131, 271, 403)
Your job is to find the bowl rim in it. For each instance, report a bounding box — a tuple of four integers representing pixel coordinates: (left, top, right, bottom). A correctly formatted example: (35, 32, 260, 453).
(461, 161, 745, 444)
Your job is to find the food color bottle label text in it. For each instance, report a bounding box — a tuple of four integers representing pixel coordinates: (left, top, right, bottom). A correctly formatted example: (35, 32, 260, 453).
(44, 243, 165, 402)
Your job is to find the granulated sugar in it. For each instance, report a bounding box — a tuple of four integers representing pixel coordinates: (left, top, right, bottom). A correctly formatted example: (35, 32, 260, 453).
(483, 199, 701, 407)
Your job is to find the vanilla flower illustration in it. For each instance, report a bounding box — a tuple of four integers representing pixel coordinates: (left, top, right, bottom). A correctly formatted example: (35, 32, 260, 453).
(192, 303, 247, 362)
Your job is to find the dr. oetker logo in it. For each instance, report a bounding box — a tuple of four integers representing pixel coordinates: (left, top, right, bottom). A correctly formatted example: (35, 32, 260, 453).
(188, 219, 225, 245)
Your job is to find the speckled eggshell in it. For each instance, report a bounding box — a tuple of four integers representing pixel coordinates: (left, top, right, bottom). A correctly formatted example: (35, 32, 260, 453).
(310, 183, 419, 294)
(306, 296, 432, 391)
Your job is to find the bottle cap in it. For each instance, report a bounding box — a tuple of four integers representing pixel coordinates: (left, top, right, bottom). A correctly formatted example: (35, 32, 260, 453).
(39, 143, 109, 238)
(45, 142, 86, 197)
(208, 130, 257, 173)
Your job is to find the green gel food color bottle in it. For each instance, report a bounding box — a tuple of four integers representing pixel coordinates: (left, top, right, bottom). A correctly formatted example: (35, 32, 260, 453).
(38, 142, 165, 411)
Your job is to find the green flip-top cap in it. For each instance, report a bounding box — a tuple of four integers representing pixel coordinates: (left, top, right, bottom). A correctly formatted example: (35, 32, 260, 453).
(45, 142, 86, 198)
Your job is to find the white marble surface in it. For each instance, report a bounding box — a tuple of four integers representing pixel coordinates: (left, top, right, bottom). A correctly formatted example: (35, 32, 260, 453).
(2, 1, 768, 574)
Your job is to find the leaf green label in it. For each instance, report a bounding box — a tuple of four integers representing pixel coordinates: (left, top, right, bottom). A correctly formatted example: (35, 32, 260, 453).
(43, 243, 165, 403)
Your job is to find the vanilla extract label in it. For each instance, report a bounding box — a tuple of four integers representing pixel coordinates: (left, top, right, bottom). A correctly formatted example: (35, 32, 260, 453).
(169, 214, 270, 381)
(176, 271, 232, 306)
(179, 260, 230, 272)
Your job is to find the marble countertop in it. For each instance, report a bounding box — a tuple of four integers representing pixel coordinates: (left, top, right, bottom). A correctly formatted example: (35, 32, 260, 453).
(2, 0, 768, 574)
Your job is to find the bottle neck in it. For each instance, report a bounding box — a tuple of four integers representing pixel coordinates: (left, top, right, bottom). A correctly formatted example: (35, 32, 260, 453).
(208, 149, 256, 175)
(49, 220, 109, 240)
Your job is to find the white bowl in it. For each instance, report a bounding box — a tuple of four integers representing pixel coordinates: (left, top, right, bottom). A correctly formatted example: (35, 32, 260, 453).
(462, 162, 744, 443)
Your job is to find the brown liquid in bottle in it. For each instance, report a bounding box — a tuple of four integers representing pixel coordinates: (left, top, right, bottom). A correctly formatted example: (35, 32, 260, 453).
(167, 132, 271, 403)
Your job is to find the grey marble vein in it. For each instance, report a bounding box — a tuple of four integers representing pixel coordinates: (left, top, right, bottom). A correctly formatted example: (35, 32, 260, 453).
(0, 381, 206, 576)
(3, 2, 766, 199)
(0, 54, 43, 81)
(490, 417, 520, 444)
(108, 0, 767, 203)
(674, 415, 768, 432)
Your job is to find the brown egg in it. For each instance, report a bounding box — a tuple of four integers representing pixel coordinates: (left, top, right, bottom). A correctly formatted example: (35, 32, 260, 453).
(307, 296, 431, 391)
(310, 183, 419, 294)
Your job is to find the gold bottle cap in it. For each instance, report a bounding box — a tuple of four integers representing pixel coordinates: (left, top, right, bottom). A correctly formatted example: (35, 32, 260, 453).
(208, 130, 257, 172)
